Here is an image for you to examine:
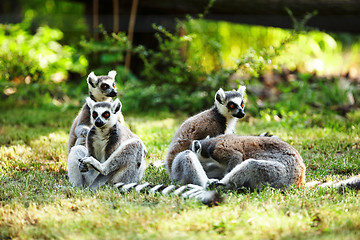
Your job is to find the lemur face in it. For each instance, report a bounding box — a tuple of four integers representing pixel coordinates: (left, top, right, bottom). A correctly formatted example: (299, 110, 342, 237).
(190, 139, 211, 161)
(87, 71, 117, 101)
(215, 86, 246, 119)
(86, 98, 122, 129)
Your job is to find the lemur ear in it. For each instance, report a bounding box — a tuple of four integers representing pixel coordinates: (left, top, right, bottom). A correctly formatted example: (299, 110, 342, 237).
(87, 72, 97, 88)
(237, 85, 246, 97)
(215, 88, 226, 104)
(86, 97, 95, 110)
(111, 98, 122, 114)
(205, 135, 210, 140)
(108, 70, 117, 79)
(190, 140, 202, 153)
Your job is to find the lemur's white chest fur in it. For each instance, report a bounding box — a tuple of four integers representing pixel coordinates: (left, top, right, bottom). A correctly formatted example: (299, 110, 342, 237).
(92, 129, 110, 162)
(225, 118, 238, 134)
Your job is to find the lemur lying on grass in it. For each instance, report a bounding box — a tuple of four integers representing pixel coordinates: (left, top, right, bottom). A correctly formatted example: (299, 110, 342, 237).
(171, 134, 306, 190)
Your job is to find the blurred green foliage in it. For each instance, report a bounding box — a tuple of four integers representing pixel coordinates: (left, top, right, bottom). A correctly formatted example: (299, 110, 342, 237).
(19, 0, 88, 44)
(0, 0, 359, 117)
(116, 14, 303, 113)
(0, 23, 85, 83)
(187, 19, 360, 77)
(256, 75, 357, 128)
(123, 24, 216, 113)
(0, 18, 87, 108)
(78, 27, 130, 79)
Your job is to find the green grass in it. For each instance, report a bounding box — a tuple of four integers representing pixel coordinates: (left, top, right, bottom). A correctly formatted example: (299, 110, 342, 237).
(1, 105, 360, 239)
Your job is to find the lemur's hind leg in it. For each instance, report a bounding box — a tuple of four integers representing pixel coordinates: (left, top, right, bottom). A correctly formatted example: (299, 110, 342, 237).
(67, 145, 89, 187)
(220, 159, 288, 190)
(83, 139, 147, 189)
(88, 173, 114, 190)
(171, 150, 214, 188)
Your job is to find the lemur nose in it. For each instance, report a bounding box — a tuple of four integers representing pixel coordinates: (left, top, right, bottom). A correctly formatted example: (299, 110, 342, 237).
(108, 90, 117, 97)
(95, 118, 104, 127)
(235, 110, 245, 118)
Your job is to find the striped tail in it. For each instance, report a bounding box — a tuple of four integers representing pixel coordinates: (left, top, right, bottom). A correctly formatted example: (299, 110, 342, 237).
(114, 182, 222, 206)
(305, 175, 360, 191)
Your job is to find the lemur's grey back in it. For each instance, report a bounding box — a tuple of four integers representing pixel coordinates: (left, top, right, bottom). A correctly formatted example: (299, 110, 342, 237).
(198, 135, 302, 166)
(197, 134, 306, 187)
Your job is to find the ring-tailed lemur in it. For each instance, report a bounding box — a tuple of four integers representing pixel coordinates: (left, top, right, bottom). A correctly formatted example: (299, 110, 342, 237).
(68, 71, 125, 153)
(114, 182, 222, 206)
(172, 134, 360, 191)
(171, 134, 306, 190)
(67, 98, 146, 189)
(165, 86, 246, 176)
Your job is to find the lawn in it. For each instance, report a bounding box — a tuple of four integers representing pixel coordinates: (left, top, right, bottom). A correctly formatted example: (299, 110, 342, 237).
(1, 105, 360, 239)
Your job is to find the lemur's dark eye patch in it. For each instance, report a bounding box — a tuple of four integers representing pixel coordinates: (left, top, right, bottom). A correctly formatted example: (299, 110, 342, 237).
(227, 102, 237, 110)
(102, 111, 110, 118)
(92, 111, 98, 119)
(101, 84, 109, 90)
(112, 83, 116, 88)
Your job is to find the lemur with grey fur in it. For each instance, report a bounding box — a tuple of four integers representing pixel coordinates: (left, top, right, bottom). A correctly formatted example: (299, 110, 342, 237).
(165, 86, 246, 175)
(172, 134, 360, 191)
(171, 134, 307, 190)
(67, 98, 146, 189)
(68, 71, 125, 153)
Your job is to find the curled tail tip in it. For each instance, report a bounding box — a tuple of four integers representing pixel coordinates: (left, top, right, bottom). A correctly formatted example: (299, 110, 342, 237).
(151, 160, 166, 169)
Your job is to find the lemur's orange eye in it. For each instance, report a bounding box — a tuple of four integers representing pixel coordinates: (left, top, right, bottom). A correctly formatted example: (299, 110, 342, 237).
(102, 111, 110, 118)
(113, 83, 116, 88)
(92, 111, 98, 119)
(241, 103, 244, 108)
(229, 104, 235, 109)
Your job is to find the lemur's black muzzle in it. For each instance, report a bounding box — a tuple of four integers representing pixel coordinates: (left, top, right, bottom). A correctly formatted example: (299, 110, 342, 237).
(95, 118, 105, 128)
(234, 109, 245, 118)
(108, 90, 117, 97)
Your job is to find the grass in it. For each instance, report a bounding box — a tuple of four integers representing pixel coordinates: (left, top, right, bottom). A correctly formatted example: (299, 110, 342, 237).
(1, 104, 360, 239)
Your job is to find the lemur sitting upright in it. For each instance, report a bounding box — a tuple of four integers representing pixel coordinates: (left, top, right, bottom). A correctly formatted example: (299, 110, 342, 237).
(68, 71, 125, 153)
(165, 86, 246, 175)
(67, 98, 147, 189)
(171, 134, 307, 190)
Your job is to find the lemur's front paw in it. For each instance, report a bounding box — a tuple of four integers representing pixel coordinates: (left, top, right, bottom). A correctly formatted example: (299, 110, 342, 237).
(206, 179, 225, 189)
(81, 157, 102, 173)
(79, 128, 89, 137)
(75, 126, 90, 138)
(78, 160, 89, 172)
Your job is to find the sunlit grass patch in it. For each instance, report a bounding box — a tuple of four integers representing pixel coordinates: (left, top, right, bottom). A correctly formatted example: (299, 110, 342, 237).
(126, 115, 181, 164)
(0, 131, 68, 174)
(1, 106, 360, 239)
